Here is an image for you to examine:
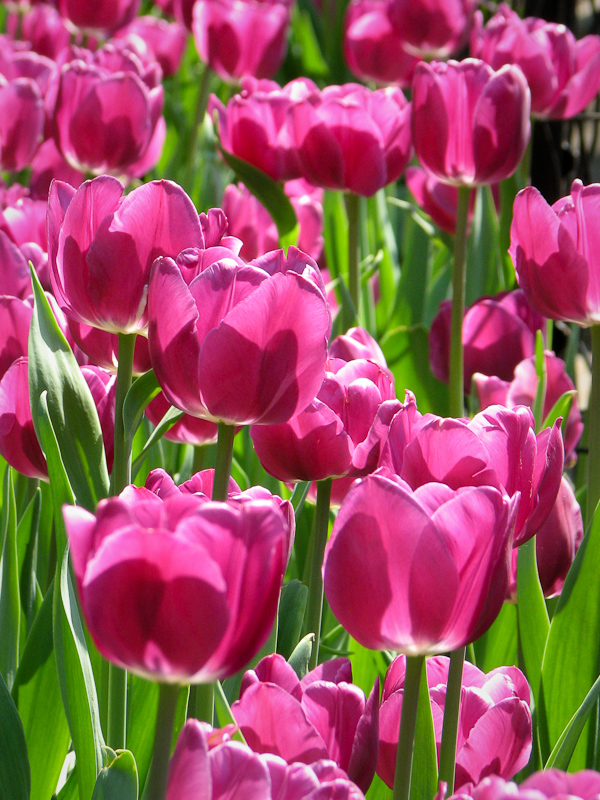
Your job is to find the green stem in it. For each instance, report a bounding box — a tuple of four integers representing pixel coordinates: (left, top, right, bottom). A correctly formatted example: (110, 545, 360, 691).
(305, 478, 332, 671)
(438, 647, 465, 795)
(142, 683, 181, 800)
(587, 325, 600, 527)
(192, 445, 207, 475)
(107, 664, 127, 751)
(212, 422, 236, 502)
(392, 654, 425, 800)
(109, 333, 137, 495)
(188, 64, 213, 172)
(448, 186, 472, 418)
(187, 682, 214, 725)
(345, 192, 361, 324)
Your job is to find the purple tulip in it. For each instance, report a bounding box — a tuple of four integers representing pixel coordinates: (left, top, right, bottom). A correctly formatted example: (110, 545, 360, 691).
(388, 0, 478, 59)
(7, 4, 71, 60)
(328, 327, 387, 368)
(56, 0, 140, 33)
(115, 16, 188, 78)
(323, 474, 517, 653)
(378, 656, 532, 790)
(405, 166, 479, 235)
(442, 769, 600, 800)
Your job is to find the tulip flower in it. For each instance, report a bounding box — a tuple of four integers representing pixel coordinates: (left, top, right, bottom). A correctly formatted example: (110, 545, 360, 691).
(471, 4, 600, 120)
(291, 83, 412, 197)
(115, 16, 188, 78)
(231, 654, 379, 793)
(7, 4, 71, 60)
(0, 73, 44, 172)
(63, 487, 291, 683)
(192, 0, 293, 82)
(378, 656, 532, 790)
(388, 0, 478, 59)
(56, 0, 140, 32)
(443, 770, 600, 800)
(323, 473, 517, 654)
(412, 59, 530, 187)
(405, 167, 479, 235)
(429, 290, 546, 392)
(147, 247, 331, 426)
(328, 327, 387, 368)
(145, 391, 219, 447)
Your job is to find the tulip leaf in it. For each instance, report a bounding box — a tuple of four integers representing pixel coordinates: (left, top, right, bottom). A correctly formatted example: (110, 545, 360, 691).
(28, 266, 109, 511)
(0, 669, 30, 800)
(277, 579, 308, 660)
(516, 535, 549, 707)
(91, 750, 138, 800)
(218, 145, 298, 243)
(290, 3, 329, 77)
(0, 467, 20, 691)
(214, 681, 247, 744)
(127, 676, 159, 792)
(472, 601, 518, 673)
(53, 547, 104, 800)
(546, 672, 600, 770)
(542, 390, 576, 434)
(123, 369, 162, 444)
(13, 579, 72, 800)
(17, 488, 42, 633)
(539, 500, 600, 768)
(288, 633, 314, 679)
(411, 660, 438, 800)
(131, 406, 185, 478)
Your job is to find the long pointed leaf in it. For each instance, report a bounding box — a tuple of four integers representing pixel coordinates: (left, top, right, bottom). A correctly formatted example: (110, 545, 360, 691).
(0, 670, 30, 800)
(123, 369, 161, 445)
(91, 750, 138, 800)
(546, 672, 600, 770)
(0, 467, 20, 690)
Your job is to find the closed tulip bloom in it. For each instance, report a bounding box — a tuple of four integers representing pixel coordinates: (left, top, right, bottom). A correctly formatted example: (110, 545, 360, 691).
(48, 176, 208, 334)
(231, 654, 379, 793)
(323, 474, 517, 654)
(378, 656, 532, 790)
(0, 74, 44, 172)
(148, 247, 331, 426)
(0, 357, 48, 479)
(7, 4, 71, 60)
(328, 327, 387, 368)
(64, 489, 291, 683)
(115, 16, 188, 78)
(193, 0, 292, 82)
(471, 4, 600, 120)
(0, 295, 32, 379)
(405, 166, 479, 235)
(388, 0, 478, 59)
(145, 391, 219, 447)
(56, 0, 140, 32)
(412, 59, 530, 187)
(292, 83, 412, 197)
(444, 770, 600, 800)
(510, 180, 600, 326)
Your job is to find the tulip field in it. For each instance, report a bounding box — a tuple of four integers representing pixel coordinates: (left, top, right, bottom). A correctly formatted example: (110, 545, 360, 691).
(3, 1, 600, 799)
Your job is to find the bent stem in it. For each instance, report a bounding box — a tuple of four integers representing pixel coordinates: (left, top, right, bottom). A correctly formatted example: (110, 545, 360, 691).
(448, 186, 472, 418)
(438, 646, 465, 795)
(392, 654, 425, 800)
(142, 682, 181, 800)
(305, 478, 332, 671)
(212, 422, 236, 502)
(587, 324, 600, 527)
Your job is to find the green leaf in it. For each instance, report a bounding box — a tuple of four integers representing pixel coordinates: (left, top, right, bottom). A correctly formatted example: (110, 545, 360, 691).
(13, 580, 71, 800)
(126, 676, 159, 793)
(28, 266, 109, 511)
(277, 580, 308, 660)
(472, 602, 518, 674)
(516, 536, 549, 706)
(214, 681, 246, 744)
(53, 548, 104, 800)
(288, 633, 314, 679)
(0, 467, 20, 690)
(123, 370, 161, 445)
(131, 406, 184, 479)
(0, 670, 30, 800)
(289, 4, 329, 77)
(412, 660, 438, 800)
(542, 390, 576, 434)
(17, 488, 42, 633)
(546, 672, 600, 770)
(217, 146, 298, 243)
(532, 331, 547, 433)
(91, 750, 138, 800)
(539, 501, 600, 768)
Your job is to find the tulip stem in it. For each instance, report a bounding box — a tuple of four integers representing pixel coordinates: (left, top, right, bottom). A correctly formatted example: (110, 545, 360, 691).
(142, 682, 181, 800)
(212, 422, 236, 502)
(346, 192, 361, 324)
(107, 664, 127, 751)
(392, 654, 425, 800)
(188, 63, 213, 173)
(448, 186, 472, 418)
(587, 325, 600, 527)
(305, 478, 332, 671)
(438, 646, 465, 795)
(188, 682, 214, 725)
(109, 332, 137, 495)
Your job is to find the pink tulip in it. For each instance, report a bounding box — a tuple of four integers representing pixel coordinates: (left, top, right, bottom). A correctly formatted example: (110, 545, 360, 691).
(192, 0, 292, 81)
(343, 0, 420, 87)
(380, 397, 564, 547)
(66, 320, 153, 374)
(145, 391, 219, 447)
(328, 327, 387, 368)
(0, 73, 44, 172)
(250, 356, 399, 483)
(56, 0, 140, 32)
(231, 654, 379, 793)
(412, 59, 530, 187)
(0, 295, 32, 380)
(510, 179, 600, 326)
(405, 166, 480, 235)
(148, 247, 331, 426)
(443, 770, 600, 800)
(471, 4, 600, 120)
(48, 176, 208, 334)
(51, 43, 163, 174)
(167, 720, 368, 799)
(378, 656, 532, 790)
(64, 487, 291, 683)
(7, 4, 71, 60)
(428, 290, 546, 392)
(323, 473, 517, 653)
(474, 351, 583, 465)
(0, 229, 33, 299)
(291, 83, 412, 197)
(388, 0, 478, 58)
(115, 16, 188, 78)
(29, 138, 84, 201)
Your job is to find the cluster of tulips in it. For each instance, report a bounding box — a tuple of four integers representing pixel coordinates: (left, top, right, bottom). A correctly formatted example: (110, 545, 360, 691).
(2, 1, 600, 800)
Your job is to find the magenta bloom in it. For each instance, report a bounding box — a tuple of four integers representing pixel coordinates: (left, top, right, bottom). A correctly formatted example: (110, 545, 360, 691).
(192, 0, 292, 82)
(406, 166, 480, 235)
(167, 720, 367, 800)
(292, 83, 412, 197)
(7, 4, 71, 60)
(323, 473, 517, 654)
(444, 770, 600, 800)
(511, 179, 600, 326)
(412, 59, 530, 187)
(115, 16, 188, 78)
(328, 327, 387, 368)
(63, 488, 291, 683)
(388, 0, 477, 58)
(428, 290, 546, 392)
(471, 4, 600, 120)
(378, 656, 532, 790)
(0, 72, 44, 172)
(231, 654, 379, 793)
(0, 358, 48, 480)
(48, 176, 208, 334)
(145, 391, 219, 447)
(52, 43, 163, 174)
(56, 0, 140, 32)
(148, 247, 331, 426)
